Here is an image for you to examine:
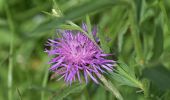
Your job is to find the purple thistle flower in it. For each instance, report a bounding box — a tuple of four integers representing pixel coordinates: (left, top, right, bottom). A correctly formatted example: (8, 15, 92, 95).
(45, 24, 115, 84)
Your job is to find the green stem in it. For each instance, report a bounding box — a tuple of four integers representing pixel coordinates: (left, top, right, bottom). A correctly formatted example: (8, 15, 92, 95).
(129, 1, 143, 64)
(129, 1, 150, 98)
(5, 3, 15, 100)
(99, 75, 123, 100)
(41, 65, 49, 100)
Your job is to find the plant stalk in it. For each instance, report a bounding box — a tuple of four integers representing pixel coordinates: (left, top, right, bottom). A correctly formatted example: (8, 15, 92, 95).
(5, 3, 15, 100)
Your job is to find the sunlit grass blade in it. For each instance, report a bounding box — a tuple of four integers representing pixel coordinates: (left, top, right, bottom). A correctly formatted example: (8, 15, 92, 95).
(5, 3, 15, 100)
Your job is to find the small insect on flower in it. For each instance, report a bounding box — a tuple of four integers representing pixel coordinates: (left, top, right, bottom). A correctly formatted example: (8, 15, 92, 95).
(45, 23, 115, 84)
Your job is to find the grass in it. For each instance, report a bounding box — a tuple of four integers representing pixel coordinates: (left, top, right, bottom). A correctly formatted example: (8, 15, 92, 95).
(0, 0, 170, 100)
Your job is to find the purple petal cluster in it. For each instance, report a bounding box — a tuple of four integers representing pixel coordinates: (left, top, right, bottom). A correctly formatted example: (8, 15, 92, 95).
(45, 24, 115, 84)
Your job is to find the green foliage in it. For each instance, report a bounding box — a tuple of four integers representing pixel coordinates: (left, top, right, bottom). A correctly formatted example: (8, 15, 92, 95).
(52, 83, 86, 100)
(143, 64, 170, 91)
(1, 0, 170, 100)
(110, 63, 143, 89)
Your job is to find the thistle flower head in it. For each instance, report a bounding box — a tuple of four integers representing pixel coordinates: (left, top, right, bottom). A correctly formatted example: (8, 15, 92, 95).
(45, 24, 115, 84)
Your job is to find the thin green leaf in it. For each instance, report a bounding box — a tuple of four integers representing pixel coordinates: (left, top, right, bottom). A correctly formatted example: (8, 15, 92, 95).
(151, 21, 164, 61)
(32, 0, 127, 34)
(118, 22, 129, 53)
(86, 15, 93, 39)
(16, 88, 22, 100)
(110, 63, 144, 90)
(59, 25, 84, 32)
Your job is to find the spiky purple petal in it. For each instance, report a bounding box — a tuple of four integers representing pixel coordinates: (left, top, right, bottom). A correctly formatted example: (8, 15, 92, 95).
(45, 24, 115, 84)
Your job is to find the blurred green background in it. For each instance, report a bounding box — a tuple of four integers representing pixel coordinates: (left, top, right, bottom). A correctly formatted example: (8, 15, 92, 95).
(1, 0, 170, 100)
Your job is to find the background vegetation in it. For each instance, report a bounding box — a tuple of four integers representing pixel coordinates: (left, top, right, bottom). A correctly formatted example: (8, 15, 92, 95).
(0, 0, 170, 100)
